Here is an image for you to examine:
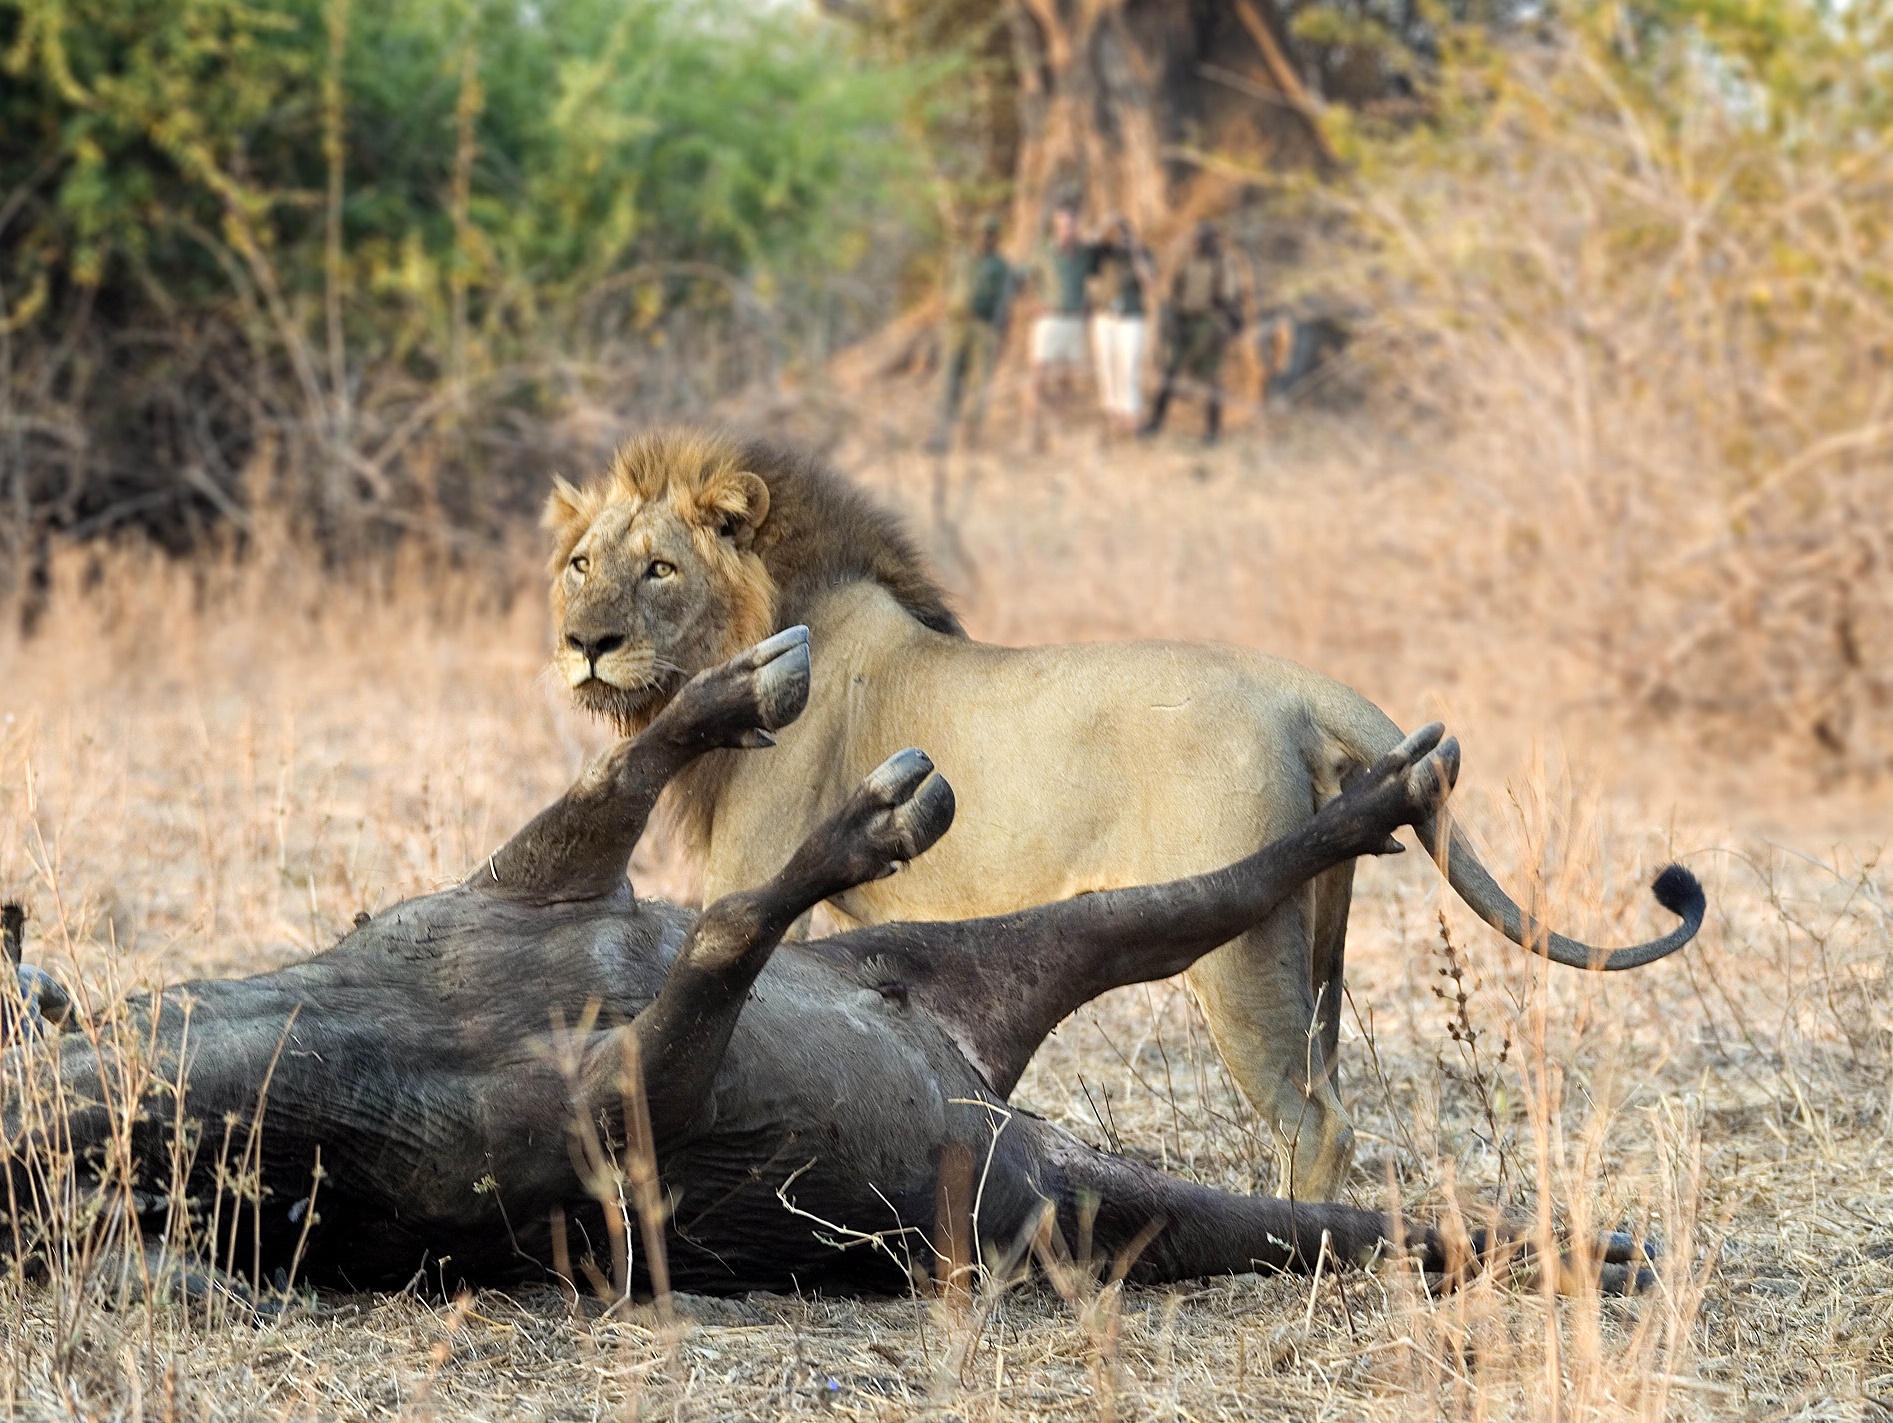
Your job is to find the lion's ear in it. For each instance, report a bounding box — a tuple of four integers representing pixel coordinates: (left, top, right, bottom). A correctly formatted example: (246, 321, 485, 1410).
(696, 470, 770, 549)
(543, 476, 594, 558)
(543, 475, 588, 533)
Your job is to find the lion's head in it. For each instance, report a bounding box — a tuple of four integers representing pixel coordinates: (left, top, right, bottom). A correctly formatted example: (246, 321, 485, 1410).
(547, 427, 964, 737)
(544, 429, 777, 734)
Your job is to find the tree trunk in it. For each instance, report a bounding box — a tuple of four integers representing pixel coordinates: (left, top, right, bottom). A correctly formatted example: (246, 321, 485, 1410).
(1005, 0, 1330, 250)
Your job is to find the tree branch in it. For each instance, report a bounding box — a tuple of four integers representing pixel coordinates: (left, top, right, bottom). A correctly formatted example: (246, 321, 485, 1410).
(1231, 0, 1341, 170)
(814, 0, 875, 24)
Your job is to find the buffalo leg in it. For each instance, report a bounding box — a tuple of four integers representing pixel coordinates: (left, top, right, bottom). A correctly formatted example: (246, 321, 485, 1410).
(481, 627, 811, 905)
(1028, 1116, 1419, 1280)
(811, 726, 1455, 1100)
(584, 749, 956, 1141)
(1023, 1117, 1652, 1290)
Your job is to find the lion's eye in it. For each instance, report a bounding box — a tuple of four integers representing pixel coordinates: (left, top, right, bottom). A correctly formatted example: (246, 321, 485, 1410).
(647, 561, 675, 580)
(568, 554, 589, 576)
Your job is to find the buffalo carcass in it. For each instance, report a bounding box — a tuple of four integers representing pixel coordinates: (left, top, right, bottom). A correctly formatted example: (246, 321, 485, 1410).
(2, 629, 1656, 1298)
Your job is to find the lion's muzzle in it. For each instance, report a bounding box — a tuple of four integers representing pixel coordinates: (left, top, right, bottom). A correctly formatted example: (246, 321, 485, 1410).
(558, 631, 646, 691)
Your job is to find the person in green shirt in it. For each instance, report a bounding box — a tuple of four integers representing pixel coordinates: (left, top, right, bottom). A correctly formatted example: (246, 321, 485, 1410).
(1142, 221, 1246, 445)
(928, 217, 1017, 453)
(1024, 203, 1099, 452)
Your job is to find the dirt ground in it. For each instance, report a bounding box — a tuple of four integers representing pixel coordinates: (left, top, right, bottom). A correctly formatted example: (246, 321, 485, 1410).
(0, 418, 1888, 1420)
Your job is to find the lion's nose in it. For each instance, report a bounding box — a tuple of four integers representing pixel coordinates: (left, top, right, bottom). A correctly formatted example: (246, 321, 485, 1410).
(567, 632, 625, 665)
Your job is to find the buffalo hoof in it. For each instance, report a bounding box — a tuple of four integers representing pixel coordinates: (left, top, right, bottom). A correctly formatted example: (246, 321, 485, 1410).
(1446, 1226, 1660, 1296)
(1329, 724, 1460, 856)
(2, 904, 72, 1043)
(670, 625, 812, 750)
(1594, 1261, 1660, 1295)
(6, 965, 71, 1041)
(91, 1244, 287, 1323)
(1590, 1229, 1660, 1295)
(1405, 735, 1460, 819)
(847, 749, 957, 880)
(747, 625, 813, 733)
(1375, 721, 1459, 815)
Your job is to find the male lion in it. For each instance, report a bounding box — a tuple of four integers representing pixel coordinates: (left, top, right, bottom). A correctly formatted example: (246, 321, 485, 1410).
(544, 430, 1704, 1199)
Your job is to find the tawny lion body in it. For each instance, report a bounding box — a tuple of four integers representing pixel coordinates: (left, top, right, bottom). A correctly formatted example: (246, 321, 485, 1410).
(544, 430, 1703, 1199)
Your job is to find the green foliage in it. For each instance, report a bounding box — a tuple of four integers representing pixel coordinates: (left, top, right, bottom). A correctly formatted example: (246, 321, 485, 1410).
(1284, 0, 1534, 105)
(5, 0, 923, 307)
(0, 0, 933, 542)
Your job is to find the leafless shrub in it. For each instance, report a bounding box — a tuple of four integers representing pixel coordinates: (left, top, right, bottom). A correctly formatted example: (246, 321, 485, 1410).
(1312, 32, 1893, 779)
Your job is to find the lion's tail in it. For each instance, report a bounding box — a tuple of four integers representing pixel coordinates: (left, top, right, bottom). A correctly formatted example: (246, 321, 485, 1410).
(1416, 817, 1704, 970)
(1318, 690, 1704, 972)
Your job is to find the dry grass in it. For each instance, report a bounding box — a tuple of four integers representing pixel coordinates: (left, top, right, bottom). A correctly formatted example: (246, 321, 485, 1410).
(0, 423, 1888, 1420)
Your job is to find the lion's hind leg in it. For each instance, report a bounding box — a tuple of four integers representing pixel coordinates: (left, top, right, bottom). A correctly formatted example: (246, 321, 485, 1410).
(1187, 917, 1354, 1201)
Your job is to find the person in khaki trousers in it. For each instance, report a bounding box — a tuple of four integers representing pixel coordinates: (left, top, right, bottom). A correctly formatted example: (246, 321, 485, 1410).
(927, 217, 1017, 454)
(1143, 221, 1246, 444)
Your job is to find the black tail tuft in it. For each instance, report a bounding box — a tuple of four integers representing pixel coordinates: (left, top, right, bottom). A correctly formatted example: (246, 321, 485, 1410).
(1651, 864, 1704, 921)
